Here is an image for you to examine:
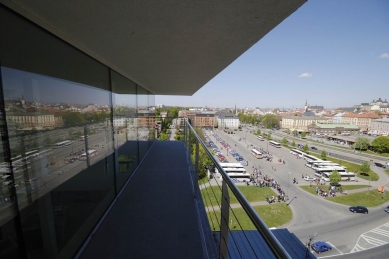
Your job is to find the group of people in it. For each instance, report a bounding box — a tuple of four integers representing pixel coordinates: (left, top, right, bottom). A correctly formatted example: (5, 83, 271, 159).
(245, 168, 287, 203)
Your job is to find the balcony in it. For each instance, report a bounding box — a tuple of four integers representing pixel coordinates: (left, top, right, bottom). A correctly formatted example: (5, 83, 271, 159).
(76, 123, 313, 259)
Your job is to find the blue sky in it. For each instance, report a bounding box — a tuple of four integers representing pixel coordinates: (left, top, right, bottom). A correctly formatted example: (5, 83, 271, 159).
(156, 0, 389, 109)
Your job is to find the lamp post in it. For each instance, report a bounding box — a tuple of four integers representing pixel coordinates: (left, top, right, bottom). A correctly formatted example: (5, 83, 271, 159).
(287, 172, 291, 200)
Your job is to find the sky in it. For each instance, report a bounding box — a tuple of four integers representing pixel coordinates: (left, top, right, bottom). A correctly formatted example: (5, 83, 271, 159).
(155, 0, 389, 109)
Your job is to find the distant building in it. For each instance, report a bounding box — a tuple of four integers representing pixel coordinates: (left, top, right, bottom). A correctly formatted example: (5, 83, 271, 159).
(340, 112, 380, 132)
(280, 101, 328, 132)
(215, 112, 239, 129)
(308, 122, 359, 135)
(6, 112, 63, 129)
(370, 117, 389, 136)
(193, 113, 215, 128)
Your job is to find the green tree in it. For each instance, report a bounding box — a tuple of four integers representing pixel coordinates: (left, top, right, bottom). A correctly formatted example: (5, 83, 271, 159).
(321, 150, 327, 160)
(32, 140, 39, 149)
(329, 170, 341, 184)
(353, 136, 370, 150)
(44, 136, 52, 146)
(371, 136, 389, 153)
(158, 132, 169, 140)
(191, 144, 213, 180)
(291, 141, 296, 147)
(360, 162, 370, 176)
(303, 144, 309, 152)
(301, 132, 307, 138)
(260, 114, 280, 129)
(292, 130, 298, 136)
(62, 112, 85, 127)
(281, 137, 288, 146)
(266, 133, 272, 140)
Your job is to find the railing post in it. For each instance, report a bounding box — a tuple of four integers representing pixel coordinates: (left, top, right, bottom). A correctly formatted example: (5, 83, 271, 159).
(194, 137, 199, 198)
(184, 119, 187, 147)
(219, 180, 230, 259)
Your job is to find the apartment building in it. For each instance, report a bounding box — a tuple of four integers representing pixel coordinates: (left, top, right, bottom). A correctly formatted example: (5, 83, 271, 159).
(340, 112, 380, 132)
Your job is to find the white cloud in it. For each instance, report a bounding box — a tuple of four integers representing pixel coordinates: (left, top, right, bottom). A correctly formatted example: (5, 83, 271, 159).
(298, 72, 312, 78)
(379, 53, 389, 59)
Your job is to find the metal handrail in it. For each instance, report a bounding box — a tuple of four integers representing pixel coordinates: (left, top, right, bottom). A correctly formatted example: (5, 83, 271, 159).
(186, 122, 291, 259)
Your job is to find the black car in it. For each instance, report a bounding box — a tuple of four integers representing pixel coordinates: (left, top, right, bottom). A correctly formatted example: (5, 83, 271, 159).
(330, 182, 341, 187)
(373, 162, 386, 169)
(311, 146, 318, 150)
(349, 206, 368, 214)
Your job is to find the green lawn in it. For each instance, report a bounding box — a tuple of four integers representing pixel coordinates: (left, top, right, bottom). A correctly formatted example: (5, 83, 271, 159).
(207, 203, 292, 231)
(201, 186, 276, 208)
(325, 157, 379, 181)
(300, 185, 370, 195)
(328, 190, 389, 207)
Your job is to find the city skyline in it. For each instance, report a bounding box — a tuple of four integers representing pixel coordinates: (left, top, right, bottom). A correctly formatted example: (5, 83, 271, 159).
(155, 0, 389, 108)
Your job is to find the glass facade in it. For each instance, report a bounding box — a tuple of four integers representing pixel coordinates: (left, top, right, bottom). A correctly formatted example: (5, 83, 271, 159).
(0, 5, 155, 259)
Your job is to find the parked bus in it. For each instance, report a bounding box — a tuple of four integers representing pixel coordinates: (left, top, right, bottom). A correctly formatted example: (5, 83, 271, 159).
(215, 163, 249, 182)
(250, 148, 263, 159)
(305, 159, 324, 168)
(309, 161, 346, 170)
(257, 136, 264, 141)
(79, 135, 90, 141)
(303, 153, 320, 163)
(322, 171, 356, 182)
(313, 166, 347, 178)
(290, 148, 306, 157)
(79, 149, 98, 160)
(269, 141, 281, 148)
(53, 140, 74, 149)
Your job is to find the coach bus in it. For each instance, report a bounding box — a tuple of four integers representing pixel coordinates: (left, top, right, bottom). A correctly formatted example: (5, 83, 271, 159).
(303, 153, 321, 163)
(269, 140, 281, 148)
(313, 166, 347, 178)
(321, 171, 356, 182)
(257, 136, 265, 141)
(79, 149, 98, 160)
(251, 148, 263, 159)
(215, 163, 249, 182)
(290, 148, 306, 158)
(53, 140, 74, 149)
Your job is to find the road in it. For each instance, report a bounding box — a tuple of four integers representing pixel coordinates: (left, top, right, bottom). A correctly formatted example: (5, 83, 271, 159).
(208, 128, 389, 258)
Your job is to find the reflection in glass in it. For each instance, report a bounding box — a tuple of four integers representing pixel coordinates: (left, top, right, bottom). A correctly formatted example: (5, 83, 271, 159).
(1, 66, 115, 257)
(111, 71, 138, 190)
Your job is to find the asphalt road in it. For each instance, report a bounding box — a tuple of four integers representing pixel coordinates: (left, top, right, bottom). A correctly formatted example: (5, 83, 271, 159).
(209, 128, 389, 258)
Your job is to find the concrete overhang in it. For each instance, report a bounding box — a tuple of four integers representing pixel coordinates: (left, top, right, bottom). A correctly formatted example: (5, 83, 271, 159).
(2, 0, 306, 95)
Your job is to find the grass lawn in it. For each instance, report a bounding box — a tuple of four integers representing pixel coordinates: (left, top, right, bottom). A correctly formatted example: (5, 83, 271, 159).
(300, 185, 370, 195)
(198, 177, 209, 185)
(207, 203, 292, 231)
(385, 169, 389, 175)
(328, 190, 389, 207)
(201, 186, 276, 208)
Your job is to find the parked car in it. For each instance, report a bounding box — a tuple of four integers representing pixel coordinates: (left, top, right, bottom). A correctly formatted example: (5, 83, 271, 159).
(349, 206, 368, 214)
(384, 206, 389, 213)
(310, 146, 318, 150)
(304, 175, 315, 181)
(311, 241, 332, 254)
(373, 162, 386, 169)
(330, 182, 341, 187)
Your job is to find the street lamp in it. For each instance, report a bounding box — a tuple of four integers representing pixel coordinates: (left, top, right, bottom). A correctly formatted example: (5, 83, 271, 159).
(287, 172, 291, 200)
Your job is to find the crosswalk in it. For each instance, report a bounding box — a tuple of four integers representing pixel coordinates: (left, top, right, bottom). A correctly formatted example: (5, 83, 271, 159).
(351, 222, 389, 252)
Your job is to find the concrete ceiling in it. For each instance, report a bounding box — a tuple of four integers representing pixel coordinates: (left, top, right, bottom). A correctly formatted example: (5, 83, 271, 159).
(2, 0, 306, 95)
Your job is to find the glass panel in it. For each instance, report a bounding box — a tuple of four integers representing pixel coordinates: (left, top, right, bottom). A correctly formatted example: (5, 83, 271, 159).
(1, 66, 115, 258)
(148, 92, 156, 147)
(111, 71, 138, 191)
(137, 86, 149, 160)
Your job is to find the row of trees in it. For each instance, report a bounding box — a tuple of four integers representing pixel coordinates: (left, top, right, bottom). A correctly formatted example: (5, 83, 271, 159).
(353, 136, 389, 153)
(237, 113, 281, 129)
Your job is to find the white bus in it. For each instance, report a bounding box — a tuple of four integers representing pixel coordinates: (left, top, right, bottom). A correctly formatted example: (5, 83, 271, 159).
(53, 140, 74, 149)
(313, 166, 347, 178)
(79, 135, 90, 141)
(251, 148, 263, 159)
(303, 153, 321, 163)
(269, 141, 281, 148)
(215, 163, 250, 182)
(79, 149, 98, 160)
(310, 162, 346, 170)
(257, 136, 265, 141)
(290, 148, 306, 158)
(305, 159, 325, 168)
(322, 171, 356, 182)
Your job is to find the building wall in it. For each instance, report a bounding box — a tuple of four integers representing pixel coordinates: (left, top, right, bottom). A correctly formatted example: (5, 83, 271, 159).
(370, 119, 389, 135)
(0, 6, 155, 259)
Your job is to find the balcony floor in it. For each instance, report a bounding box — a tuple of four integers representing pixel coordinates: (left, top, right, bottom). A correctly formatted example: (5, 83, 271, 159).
(79, 141, 206, 259)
